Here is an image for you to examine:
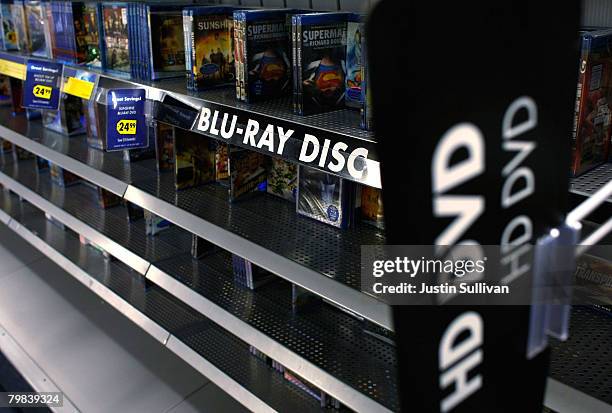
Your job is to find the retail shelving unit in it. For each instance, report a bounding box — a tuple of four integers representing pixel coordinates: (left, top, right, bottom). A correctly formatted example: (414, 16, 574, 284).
(0, 1, 610, 412)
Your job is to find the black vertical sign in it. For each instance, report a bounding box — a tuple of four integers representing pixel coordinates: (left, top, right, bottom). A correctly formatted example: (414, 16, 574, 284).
(368, 2, 578, 412)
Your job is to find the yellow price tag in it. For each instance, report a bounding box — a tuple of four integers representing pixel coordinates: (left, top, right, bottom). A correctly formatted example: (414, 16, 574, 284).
(116, 119, 137, 135)
(32, 84, 52, 99)
(0, 58, 26, 80)
(62, 76, 95, 100)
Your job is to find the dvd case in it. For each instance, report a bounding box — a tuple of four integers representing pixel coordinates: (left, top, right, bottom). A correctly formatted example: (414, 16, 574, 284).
(231, 254, 275, 290)
(572, 28, 612, 176)
(49, 162, 81, 186)
(101, 2, 130, 75)
(228, 146, 268, 202)
(215, 142, 229, 185)
(173, 127, 216, 190)
(184, 6, 235, 91)
(267, 157, 297, 202)
(191, 234, 216, 259)
(234, 9, 293, 102)
(153, 120, 175, 172)
(7, 77, 24, 115)
(294, 13, 350, 115)
(360, 185, 384, 228)
(85, 86, 105, 149)
(74, 1, 103, 67)
(0, 75, 10, 106)
(10, 1, 28, 52)
(345, 16, 363, 110)
(0, 1, 18, 51)
(12, 144, 34, 161)
(296, 165, 353, 228)
(147, 6, 185, 80)
(96, 186, 121, 209)
(144, 209, 171, 236)
(24, 0, 52, 57)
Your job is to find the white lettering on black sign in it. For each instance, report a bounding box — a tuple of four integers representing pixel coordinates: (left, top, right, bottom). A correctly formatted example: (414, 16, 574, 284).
(196, 107, 369, 180)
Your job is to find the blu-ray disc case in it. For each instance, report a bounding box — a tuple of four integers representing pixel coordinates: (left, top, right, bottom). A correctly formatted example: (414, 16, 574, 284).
(153, 120, 175, 172)
(101, 2, 130, 75)
(345, 16, 363, 109)
(228, 146, 268, 202)
(234, 9, 292, 102)
(296, 165, 353, 229)
(173, 127, 216, 190)
(294, 13, 349, 115)
(0, 1, 19, 50)
(24, 0, 52, 57)
(572, 28, 612, 176)
(267, 157, 297, 202)
(183, 6, 235, 90)
(10, 1, 28, 52)
(360, 185, 384, 229)
(147, 6, 185, 80)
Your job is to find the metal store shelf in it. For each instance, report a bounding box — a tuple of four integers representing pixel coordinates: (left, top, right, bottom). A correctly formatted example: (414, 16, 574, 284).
(0, 158, 399, 411)
(149, 252, 398, 412)
(126, 173, 392, 330)
(571, 163, 612, 201)
(549, 306, 612, 408)
(0, 108, 156, 195)
(0, 158, 151, 274)
(0, 190, 324, 413)
(0, 51, 381, 189)
(0, 114, 392, 330)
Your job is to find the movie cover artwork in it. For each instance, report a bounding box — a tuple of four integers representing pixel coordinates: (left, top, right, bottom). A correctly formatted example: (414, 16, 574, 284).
(25, 1, 51, 57)
(1, 4, 18, 50)
(215, 142, 229, 184)
(102, 4, 130, 73)
(150, 11, 185, 78)
(75, 2, 102, 67)
(154, 121, 175, 172)
(360, 185, 384, 228)
(229, 147, 268, 201)
(0, 75, 10, 106)
(174, 128, 216, 190)
(10, 3, 28, 52)
(297, 166, 346, 228)
(300, 16, 347, 114)
(193, 13, 234, 89)
(244, 12, 291, 102)
(573, 30, 612, 176)
(345, 20, 363, 109)
(267, 157, 296, 202)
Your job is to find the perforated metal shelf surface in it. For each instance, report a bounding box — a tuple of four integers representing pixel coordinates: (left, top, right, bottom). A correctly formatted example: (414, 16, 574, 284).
(0, 157, 397, 410)
(571, 163, 612, 201)
(0, 191, 324, 413)
(132, 172, 385, 291)
(549, 306, 612, 406)
(154, 251, 399, 411)
(0, 158, 191, 264)
(0, 108, 157, 186)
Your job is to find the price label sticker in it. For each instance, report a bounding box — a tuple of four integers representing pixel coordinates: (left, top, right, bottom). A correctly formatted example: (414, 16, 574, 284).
(62, 76, 95, 100)
(32, 84, 52, 99)
(22, 59, 62, 110)
(106, 88, 148, 151)
(116, 119, 137, 135)
(0, 59, 26, 80)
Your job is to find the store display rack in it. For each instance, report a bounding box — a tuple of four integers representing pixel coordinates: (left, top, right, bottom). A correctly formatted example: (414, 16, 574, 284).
(0, 150, 398, 412)
(0, 50, 381, 189)
(0, 105, 391, 331)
